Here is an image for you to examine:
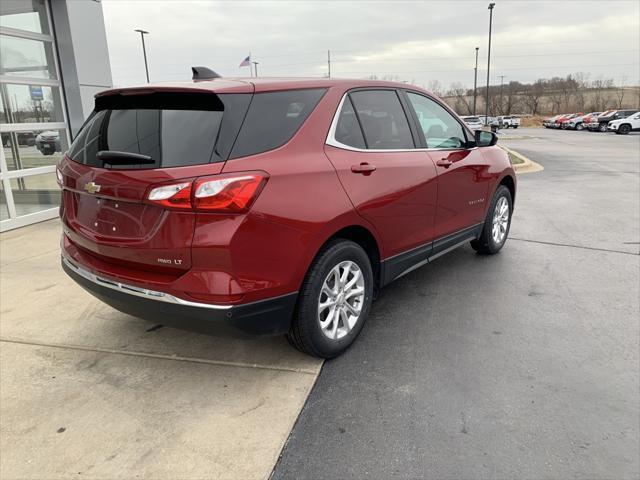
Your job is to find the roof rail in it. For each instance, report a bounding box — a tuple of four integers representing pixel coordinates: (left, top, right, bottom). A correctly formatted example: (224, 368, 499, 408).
(191, 66, 222, 81)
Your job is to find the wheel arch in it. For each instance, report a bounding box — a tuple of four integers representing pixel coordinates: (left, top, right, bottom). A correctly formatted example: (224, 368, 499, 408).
(299, 223, 383, 297)
(499, 174, 516, 206)
(326, 225, 382, 292)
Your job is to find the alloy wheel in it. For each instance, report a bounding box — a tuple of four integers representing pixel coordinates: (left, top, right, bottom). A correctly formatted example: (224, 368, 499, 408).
(492, 196, 510, 245)
(318, 260, 365, 340)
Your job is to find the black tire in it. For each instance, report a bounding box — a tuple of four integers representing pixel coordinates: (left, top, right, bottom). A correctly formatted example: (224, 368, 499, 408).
(576, 123, 584, 131)
(471, 185, 513, 255)
(287, 239, 374, 358)
(513, 125, 518, 129)
(618, 124, 631, 135)
(599, 123, 607, 132)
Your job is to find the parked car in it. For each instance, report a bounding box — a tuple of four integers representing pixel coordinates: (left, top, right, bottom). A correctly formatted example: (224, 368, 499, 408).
(543, 115, 559, 128)
(559, 113, 583, 129)
(35, 130, 61, 155)
(607, 111, 640, 134)
(551, 113, 576, 129)
(497, 115, 520, 128)
(59, 73, 516, 358)
(566, 112, 602, 130)
(2, 131, 36, 147)
(480, 116, 501, 132)
(587, 110, 638, 132)
(460, 115, 484, 130)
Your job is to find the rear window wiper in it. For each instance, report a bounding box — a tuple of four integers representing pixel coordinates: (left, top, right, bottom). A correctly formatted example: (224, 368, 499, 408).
(96, 150, 155, 166)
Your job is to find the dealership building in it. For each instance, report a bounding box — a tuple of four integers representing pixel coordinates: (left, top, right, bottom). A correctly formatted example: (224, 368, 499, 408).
(0, 0, 112, 231)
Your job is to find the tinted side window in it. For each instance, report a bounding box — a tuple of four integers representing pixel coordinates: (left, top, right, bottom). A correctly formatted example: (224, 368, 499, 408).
(406, 92, 466, 149)
(230, 88, 326, 159)
(349, 90, 414, 150)
(334, 96, 366, 149)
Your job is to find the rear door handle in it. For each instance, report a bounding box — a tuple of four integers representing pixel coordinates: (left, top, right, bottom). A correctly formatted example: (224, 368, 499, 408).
(436, 158, 453, 168)
(351, 163, 377, 175)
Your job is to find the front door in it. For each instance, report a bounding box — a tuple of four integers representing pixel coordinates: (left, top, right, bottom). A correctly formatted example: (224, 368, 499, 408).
(403, 91, 492, 240)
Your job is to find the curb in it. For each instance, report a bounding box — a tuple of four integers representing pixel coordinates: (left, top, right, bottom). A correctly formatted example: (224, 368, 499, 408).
(500, 145, 544, 174)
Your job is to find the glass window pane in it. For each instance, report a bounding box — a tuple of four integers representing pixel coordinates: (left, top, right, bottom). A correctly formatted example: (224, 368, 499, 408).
(334, 96, 366, 149)
(0, 0, 50, 34)
(0, 182, 10, 221)
(9, 172, 60, 217)
(406, 92, 467, 149)
(349, 90, 414, 150)
(1, 83, 64, 123)
(230, 89, 326, 159)
(0, 35, 57, 79)
(0, 92, 5, 123)
(2, 128, 68, 170)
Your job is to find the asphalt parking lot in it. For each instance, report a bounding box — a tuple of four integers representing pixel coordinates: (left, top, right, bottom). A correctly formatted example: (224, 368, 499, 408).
(272, 128, 640, 479)
(1, 128, 638, 479)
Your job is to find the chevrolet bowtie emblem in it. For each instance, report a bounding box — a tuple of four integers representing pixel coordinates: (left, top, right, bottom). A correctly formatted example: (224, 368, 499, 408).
(84, 182, 101, 194)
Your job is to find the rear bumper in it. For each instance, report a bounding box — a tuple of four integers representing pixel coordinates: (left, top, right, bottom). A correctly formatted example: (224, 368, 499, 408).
(62, 255, 297, 336)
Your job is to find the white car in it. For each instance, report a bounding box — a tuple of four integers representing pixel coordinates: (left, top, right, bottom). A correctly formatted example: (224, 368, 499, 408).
(460, 116, 484, 130)
(607, 112, 640, 134)
(497, 116, 520, 128)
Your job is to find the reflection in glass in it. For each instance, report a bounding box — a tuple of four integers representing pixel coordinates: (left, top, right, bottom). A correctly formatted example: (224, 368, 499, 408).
(0, 0, 50, 34)
(1, 128, 68, 171)
(9, 172, 60, 217)
(1, 83, 64, 123)
(0, 35, 56, 79)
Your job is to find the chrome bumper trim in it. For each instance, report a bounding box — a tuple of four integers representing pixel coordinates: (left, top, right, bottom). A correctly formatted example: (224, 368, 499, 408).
(62, 254, 232, 310)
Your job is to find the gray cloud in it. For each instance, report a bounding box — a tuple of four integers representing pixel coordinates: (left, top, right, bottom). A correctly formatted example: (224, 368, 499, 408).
(102, 0, 640, 89)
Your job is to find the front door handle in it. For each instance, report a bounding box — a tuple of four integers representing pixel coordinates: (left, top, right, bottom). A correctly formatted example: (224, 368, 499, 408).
(351, 163, 377, 175)
(436, 158, 453, 168)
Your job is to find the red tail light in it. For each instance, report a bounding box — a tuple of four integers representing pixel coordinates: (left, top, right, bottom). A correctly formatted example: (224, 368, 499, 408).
(193, 173, 267, 213)
(145, 172, 268, 213)
(147, 182, 192, 209)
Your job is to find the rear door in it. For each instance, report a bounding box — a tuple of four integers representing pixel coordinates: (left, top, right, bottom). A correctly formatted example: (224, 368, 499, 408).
(403, 90, 492, 240)
(60, 89, 252, 273)
(324, 89, 438, 259)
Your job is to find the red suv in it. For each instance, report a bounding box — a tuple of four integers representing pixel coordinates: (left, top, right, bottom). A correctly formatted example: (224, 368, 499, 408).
(59, 71, 516, 358)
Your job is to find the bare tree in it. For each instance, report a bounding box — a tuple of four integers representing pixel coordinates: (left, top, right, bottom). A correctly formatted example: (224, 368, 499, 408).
(590, 76, 614, 111)
(572, 72, 590, 112)
(615, 76, 628, 109)
(447, 82, 473, 115)
(427, 79, 444, 97)
(522, 80, 545, 115)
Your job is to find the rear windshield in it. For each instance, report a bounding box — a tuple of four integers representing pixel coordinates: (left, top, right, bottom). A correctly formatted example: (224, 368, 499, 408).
(465, 117, 480, 122)
(68, 88, 326, 169)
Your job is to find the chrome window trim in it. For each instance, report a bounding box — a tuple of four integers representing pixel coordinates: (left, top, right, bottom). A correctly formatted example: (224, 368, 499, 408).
(325, 91, 477, 153)
(62, 254, 233, 310)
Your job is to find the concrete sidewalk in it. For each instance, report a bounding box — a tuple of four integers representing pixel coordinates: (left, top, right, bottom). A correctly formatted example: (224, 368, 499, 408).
(0, 220, 321, 479)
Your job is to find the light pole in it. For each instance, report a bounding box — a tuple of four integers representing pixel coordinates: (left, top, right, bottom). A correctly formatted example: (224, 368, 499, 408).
(134, 29, 150, 83)
(499, 75, 507, 114)
(484, 3, 495, 123)
(473, 47, 479, 115)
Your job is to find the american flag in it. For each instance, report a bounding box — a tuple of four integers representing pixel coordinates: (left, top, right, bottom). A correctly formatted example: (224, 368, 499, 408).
(239, 55, 251, 67)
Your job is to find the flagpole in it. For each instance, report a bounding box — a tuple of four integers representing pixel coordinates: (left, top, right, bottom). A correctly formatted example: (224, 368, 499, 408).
(249, 52, 253, 78)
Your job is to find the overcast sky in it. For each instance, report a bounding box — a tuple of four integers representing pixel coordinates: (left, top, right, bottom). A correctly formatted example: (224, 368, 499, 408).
(102, 0, 640, 90)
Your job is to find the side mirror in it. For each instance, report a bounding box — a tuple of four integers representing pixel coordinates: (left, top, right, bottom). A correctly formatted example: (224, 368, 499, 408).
(475, 130, 498, 147)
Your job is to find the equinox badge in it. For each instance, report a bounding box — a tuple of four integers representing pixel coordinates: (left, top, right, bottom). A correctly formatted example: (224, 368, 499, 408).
(84, 182, 101, 194)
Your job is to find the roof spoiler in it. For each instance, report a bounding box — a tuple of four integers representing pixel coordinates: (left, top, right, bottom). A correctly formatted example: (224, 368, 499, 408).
(192, 66, 222, 81)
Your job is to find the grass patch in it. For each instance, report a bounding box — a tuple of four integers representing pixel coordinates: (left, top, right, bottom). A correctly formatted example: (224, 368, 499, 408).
(506, 150, 525, 165)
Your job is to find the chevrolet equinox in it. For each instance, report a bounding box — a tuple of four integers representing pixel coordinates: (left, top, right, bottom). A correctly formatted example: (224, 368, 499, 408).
(60, 68, 516, 358)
